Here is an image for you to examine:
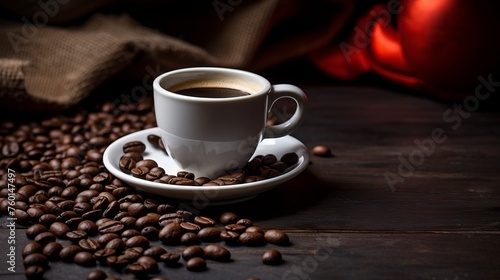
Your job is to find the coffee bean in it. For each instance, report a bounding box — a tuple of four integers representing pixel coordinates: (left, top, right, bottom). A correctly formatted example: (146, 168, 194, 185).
(81, 209, 103, 221)
(123, 141, 146, 153)
(106, 255, 129, 270)
(220, 212, 238, 225)
(25, 265, 45, 279)
(120, 216, 137, 229)
(262, 249, 283, 265)
(136, 255, 158, 271)
(186, 257, 206, 272)
(97, 233, 120, 246)
(281, 152, 299, 167)
(27, 207, 44, 222)
(33, 232, 56, 246)
(24, 253, 48, 268)
(92, 196, 109, 211)
(312, 145, 333, 157)
(260, 168, 280, 178)
(98, 220, 124, 234)
(128, 202, 147, 217)
(160, 253, 180, 267)
(217, 172, 244, 185)
(66, 230, 88, 243)
(246, 226, 264, 234)
(239, 232, 266, 246)
(119, 156, 136, 173)
(123, 152, 143, 162)
(180, 222, 201, 232)
(131, 166, 149, 179)
(123, 247, 144, 261)
(74, 251, 96, 266)
(49, 222, 70, 239)
(15, 209, 30, 224)
(182, 245, 205, 261)
(135, 159, 158, 169)
(145, 167, 165, 181)
(236, 218, 254, 227)
(121, 229, 141, 240)
(147, 134, 162, 148)
(135, 215, 159, 229)
(93, 248, 116, 264)
(159, 222, 184, 245)
(224, 224, 246, 233)
(197, 227, 222, 242)
(86, 269, 107, 280)
(103, 201, 120, 218)
(23, 242, 43, 258)
(220, 231, 239, 245)
(125, 235, 150, 249)
(59, 244, 83, 262)
(143, 246, 167, 260)
(42, 241, 63, 260)
(180, 232, 200, 245)
(104, 238, 125, 251)
(157, 204, 176, 215)
(269, 161, 287, 173)
(26, 224, 48, 240)
(79, 238, 101, 252)
(168, 177, 196, 185)
(194, 216, 216, 228)
(264, 229, 290, 245)
(93, 172, 110, 184)
(141, 226, 159, 240)
(204, 244, 231, 262)
(73, 202, 92, 215)
(78, 220, 98, 235)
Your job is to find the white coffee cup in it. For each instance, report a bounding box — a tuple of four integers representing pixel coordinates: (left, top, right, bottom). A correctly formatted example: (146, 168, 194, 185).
(153, 67, 307, 179)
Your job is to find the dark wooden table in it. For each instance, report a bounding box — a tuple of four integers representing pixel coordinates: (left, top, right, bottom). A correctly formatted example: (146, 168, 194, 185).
(1, 79, 500, 279)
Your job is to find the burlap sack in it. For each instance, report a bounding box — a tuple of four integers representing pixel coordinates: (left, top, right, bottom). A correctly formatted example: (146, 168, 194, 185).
(0, 0, 353, 111)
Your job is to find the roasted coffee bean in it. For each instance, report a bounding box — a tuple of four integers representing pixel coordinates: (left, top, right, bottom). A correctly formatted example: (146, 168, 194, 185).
(81, 209, 103, 221)
(86, 269, 107, 280)
(137, 255, 158, 270)
(194, 177, 211, 185)
(25, 265, 45, 279)
(269, 161, 287, 173)
(143, 246, 167, 260)
(65, 217, 84, 229)
(121, 229, 141, 240)
(98, 233, 120, 246)
(131, 166, 149, 179)
(197, 227, 222, 242)
(176, 171, 195, 179)
(141, 226, 159, 240)
(264, 229, 290, 245)
(147, 134, 162, 148)
(26, 224, 48, 240)
(42, 241, 63, 260)
(180, 232, 200, 245)
(92, 196, 109, 211)
(74, 251, 96, 266)
(93, 172, 110, 184)
(126, 261, 157, 276)
(123, 152, 143, 162)
(186, 257, 206, 272)
(159, 213, 183, 226)
(312, 145, 333, 157)
(123, 141, 146, 153)
(122, 247, 144, 261)
(98, 220, 124, 234)
(56, 210, 78, 223)
(73, 202, 92, 215)
(23, 242, 43, 258)
(145, 167, 165, 181)
(33, 232, 56, 246)
(93, 248, 117, 264)
(77, 190, 99, 202)
(260, 168, 280, 178)
(160, 253, 180, 266)
(157, 204, 176, 215)
(182, 245, 205, 260)
(159, 222, 184, 245)
(106, 255, 129, 270)
(281, 152, 299, 167)
(120, 216, 137, 229)
(239, 232, 266, 246)
(224, 223, 246, 233)
(246, 226, 264, 234)
(236, 218, 254, 227)
(15, 209, 30, 224)
(66, 230, 88, 243)
(24, 253, 48, 268)
(180, 222, 201, 232)
(135, 159, 158, 169)
(168, 177, 196, 185)
(105, 238, 125, 251)
(57, 200, 77, 211)
(262, 249, 283, 265)
(135, 215, 159, 230)
(261, 154, 278, 166)
(220, 212, 238, 225)
(78, 220, 98, 236)
(204, 244, 231, 262)
(203, 179, 225, 186)
(59, 244, 83, 262)
(79, 238, 101, 252)
(128, 203, 147, 217)
(217, 172, 245, 185)
(49, 222, 70, 239)
(86, 149, 102, 163)
(119, 156, 136, 173)
(95, 218, 112, 227)
(27, 207, 44, 221)
(194, 216, 216, 228)
(125, 235, 150, 249)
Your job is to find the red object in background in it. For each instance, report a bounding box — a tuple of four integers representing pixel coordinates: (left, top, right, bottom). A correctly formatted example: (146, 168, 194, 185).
(311, 0, 500, 100)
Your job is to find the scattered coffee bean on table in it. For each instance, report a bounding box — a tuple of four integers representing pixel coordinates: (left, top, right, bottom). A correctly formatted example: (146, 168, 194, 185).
(262, 249, 283, 265)
(0, 97, 297, 278)
(312, 144, 333, 157)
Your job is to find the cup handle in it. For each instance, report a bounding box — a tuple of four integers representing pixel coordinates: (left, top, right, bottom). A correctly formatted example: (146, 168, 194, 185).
(263, 84, 307, 139)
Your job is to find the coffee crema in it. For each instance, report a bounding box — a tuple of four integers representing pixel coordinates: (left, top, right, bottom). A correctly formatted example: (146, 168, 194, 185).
(175, 87, 251, 98)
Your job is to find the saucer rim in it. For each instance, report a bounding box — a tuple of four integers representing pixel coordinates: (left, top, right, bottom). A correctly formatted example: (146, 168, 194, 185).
(103, 127, 309, 200)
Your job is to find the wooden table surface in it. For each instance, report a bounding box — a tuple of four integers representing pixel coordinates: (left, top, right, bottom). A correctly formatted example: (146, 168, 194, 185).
(1, 79, 500, 279)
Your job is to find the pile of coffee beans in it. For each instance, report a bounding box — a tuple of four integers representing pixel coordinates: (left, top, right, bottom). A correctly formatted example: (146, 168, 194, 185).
(0, 97, 292, 280)
(119, 139, 300, 186)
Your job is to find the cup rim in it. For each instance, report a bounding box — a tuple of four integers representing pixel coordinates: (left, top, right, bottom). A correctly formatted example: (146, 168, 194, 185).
(153, 67, 271, 102)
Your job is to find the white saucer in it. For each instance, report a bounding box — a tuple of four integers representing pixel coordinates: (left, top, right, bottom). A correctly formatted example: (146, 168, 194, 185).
(103, 127, 310, 205)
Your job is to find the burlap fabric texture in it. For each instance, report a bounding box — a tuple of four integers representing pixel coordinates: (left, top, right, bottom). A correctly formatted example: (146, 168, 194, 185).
(0, 0, 354, 111)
